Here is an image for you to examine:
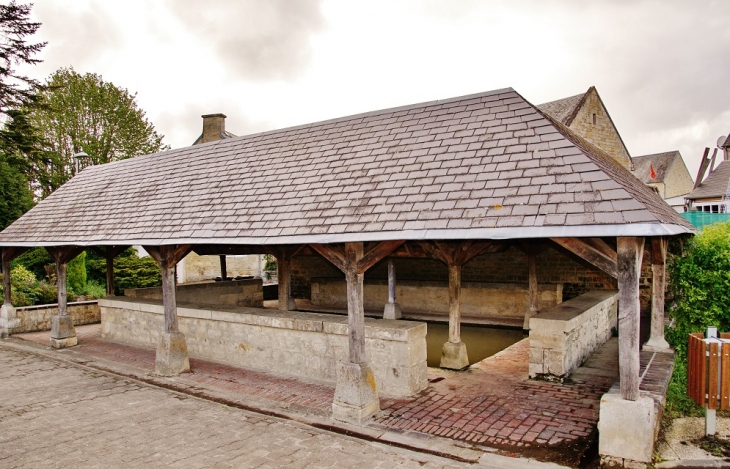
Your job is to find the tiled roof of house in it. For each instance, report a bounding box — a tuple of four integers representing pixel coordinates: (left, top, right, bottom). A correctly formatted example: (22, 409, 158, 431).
(0, 88, 693, 247)
(686, 160, 730, 200)
(193, 130, 237, 145)
(536, 92, 586, 126)
(631, 151, 680, 184)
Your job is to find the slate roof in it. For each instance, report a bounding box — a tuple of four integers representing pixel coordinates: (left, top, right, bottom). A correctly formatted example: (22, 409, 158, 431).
(686, 160, 730, 200)
(192, 130, 237, 146)
(631, 151, 680, 184)
(0, 88, 693, 248)
(537, 92, 585, 126)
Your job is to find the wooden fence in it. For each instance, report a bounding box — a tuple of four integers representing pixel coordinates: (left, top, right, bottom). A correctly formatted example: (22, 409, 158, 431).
(688, 332, 730, 410)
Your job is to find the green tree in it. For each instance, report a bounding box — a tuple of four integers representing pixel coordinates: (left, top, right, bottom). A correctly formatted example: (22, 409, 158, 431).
(0, 158, 33, 230)
(67, 251, 87, 294)
(0, 1, 46, 117)
(27, 68, 169, 196)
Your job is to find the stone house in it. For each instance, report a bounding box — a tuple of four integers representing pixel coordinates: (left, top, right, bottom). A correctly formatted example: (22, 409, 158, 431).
(631, 151, 694, 212)
(539, 87, 695, 208)
(178, 113, 265, 283)
(685, 160, 730, 212)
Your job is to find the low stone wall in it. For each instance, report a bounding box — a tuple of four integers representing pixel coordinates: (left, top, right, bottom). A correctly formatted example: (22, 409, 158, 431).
(11, 301, 100, 334)
(99, 297, 427, 397)
(528, 290, 618, 379)
(125, 278, 263, 308)
(311, 278, 563, 319)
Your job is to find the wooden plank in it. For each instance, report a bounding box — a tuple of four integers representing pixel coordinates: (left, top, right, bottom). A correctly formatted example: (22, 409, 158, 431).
(694, 147, 712, 188)
(709, 341, 719, 409)
(700, 337, 708, 408)
(551, 237, 617, 278)
(721, 343, 730, 410)
(159, 246, 179, 334)
(582, 238, 617, 262)
(309, 244, 346, 273)
(356, 240, 405, 273)
(617, 237, 644, 401)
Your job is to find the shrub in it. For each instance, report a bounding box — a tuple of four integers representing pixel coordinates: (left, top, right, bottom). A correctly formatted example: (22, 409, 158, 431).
(666, 222, 730, 359)
(11, 247, 52, 280)
(114, 254, 161, 294)
(67, 251, 87, 294)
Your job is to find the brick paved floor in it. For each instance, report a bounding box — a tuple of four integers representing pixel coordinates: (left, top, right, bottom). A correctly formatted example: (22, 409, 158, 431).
(16, 324, 622, 466)
(0, 345, 470, 469)
(373, 339, 618, 466)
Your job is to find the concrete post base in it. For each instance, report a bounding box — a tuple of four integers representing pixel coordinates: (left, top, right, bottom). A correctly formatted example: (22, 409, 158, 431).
(155, 331, 191, 376)
(383, 302, 402, 320)
(523, 310, 538, 330)
(50, 336, 78, 348)
(642, 337, 672, 353)
(0, 304, 18, 338)
(51, 314, 76, 338)
(440, 341, 469, 370)
(598, 393, 657, 464)
(332, 362, 379, 425)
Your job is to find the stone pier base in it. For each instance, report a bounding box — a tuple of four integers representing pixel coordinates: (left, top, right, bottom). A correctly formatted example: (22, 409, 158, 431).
(383, 302, 402, 320)
(50, 315, 77, 349)
(0, 304, 18, 339)
(642, 337, 672, 353)
(440, 341, 469, 370)
(598, 394, 657, 464)
(332, 362, 379, 425)
(155, 332, 191, 376)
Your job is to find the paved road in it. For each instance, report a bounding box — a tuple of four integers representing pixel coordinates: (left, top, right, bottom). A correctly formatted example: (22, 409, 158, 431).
(0, 346, 471, 469)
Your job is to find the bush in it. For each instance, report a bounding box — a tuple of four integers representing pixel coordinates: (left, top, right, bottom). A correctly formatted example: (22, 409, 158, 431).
(77, 280, 106, 300)
(114, 254, 161, 294)
(67, 251, 87, 294)
(11, 247, 52, 280)
(666, 223, 730, 358)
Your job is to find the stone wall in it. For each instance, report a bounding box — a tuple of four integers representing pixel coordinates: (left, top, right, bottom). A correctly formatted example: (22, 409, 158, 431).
(311, 278, 562, 319)
(178, 252, 263, 283)
(293, 246, 618, 302)
(99, 297, 427, 397)
(12, 301, 100, 334)
(663, 158, 694, 199)
(125, 279, 263, 308)
(528, 290, 618, 379)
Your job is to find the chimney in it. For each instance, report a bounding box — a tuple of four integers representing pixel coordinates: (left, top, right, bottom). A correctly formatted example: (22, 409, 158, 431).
(199, 113, 227, 144)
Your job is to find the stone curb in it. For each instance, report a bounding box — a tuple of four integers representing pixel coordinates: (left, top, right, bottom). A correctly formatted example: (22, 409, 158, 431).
(0, 336, 571, 469)
(655, 460, 730, 468)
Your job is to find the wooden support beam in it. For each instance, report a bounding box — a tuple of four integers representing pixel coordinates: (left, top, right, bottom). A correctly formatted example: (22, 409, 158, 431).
(344, 242, 366, 364)
(219, 255, 227, 280)
(310, 243, 346, 272)
(551, 237, 618, 278)
(447, 263, 462, 344)
(357, 240, 404, 274)
(617, 236, 645, 401)
(528, 253, 538, 311)
(644, 237, 671, 352)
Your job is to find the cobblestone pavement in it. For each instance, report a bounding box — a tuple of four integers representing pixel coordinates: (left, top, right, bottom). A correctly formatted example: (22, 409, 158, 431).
(14, 324, 622, 467)
(0, 345, 475, 469)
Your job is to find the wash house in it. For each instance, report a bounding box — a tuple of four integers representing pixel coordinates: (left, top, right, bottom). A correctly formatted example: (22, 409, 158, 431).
(0, 88, 692, 437)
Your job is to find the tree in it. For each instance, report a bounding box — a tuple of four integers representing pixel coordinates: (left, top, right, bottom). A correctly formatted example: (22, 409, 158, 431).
(0, 1, 46, 117)
(0, 157, 33, 230)
(27, 68, 169, 196)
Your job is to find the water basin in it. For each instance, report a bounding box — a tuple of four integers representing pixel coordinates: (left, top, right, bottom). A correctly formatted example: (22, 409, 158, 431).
(422, 322, 526, 367)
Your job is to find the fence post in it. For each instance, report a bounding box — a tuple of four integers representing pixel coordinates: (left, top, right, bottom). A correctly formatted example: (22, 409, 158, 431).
(706, 326, 718, 436)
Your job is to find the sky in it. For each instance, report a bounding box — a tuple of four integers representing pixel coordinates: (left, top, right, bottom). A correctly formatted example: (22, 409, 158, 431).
(21, 0, 730, 178)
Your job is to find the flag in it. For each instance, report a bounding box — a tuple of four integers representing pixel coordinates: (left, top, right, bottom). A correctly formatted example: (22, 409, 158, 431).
(650, 164, 656, 179)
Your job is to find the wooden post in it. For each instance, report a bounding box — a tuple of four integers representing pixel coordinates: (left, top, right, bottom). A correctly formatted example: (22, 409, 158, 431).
(47, 246, 84, 349)
(276, 249, 297, 311)
(105, 253, 115, 296)
(523, 253, 539, 330)
(383, 258, 401, 319)
(617, 236, 644, 401)
(345, 242, 366, 364)
(145, 244, 192, 376)
(219, 255, 227, 280)
(447, 263, 462, 344)
(56, 261, 68, 317)
(160, 246, 178, 334)
(1, 249, 11, 308)
(644, 237, 671, 352)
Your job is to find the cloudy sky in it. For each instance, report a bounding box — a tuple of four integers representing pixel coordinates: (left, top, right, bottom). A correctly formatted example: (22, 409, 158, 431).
(23, 0, 730, 177)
